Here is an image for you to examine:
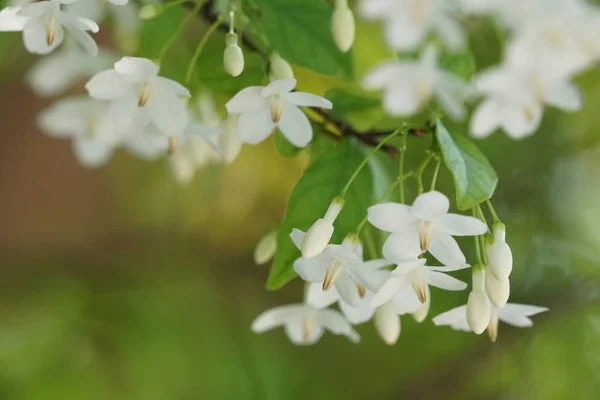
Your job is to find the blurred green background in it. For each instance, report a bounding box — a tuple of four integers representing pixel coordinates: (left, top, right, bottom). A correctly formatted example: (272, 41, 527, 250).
(1, 2, 600, 399)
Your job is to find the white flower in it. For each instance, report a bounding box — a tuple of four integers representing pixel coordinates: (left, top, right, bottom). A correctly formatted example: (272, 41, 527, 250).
(485, 266, 510, 308)
(0, 1, 99, 55)
(37, 96, 118, 168)
(291, 230, 391, 306)
(223, 33, 244, 77)
(254, 230, 277, 265)
(301, 197, 344, 258)
(487, 224, 512, 280)
(368, 190, 487, 267)
(359, 0, 465, 51)
(433, 301, 548, 342)
(26, 43, 115, 97)
(332, 0, 355, 53)
(220, 114, 242, 164)
(251, 303, 359, 345)
(225, 79, 332, 147)
(306, 282, 376, 325)
(269, 53, 294, 80)
(470, 66, 582, 139)
(363, 46, 470, 120)
(85, 57, 191, 138)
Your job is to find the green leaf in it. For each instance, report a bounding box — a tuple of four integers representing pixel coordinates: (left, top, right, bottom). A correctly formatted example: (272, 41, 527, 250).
(325, 88, 384, 131)
(137, 7, 185, 60)
(267, 139, 373, 290)
(435, 120, 498, 210)
(439, 50, 477, 80)
(274, 130, 302, 158)
(245, 0, 354, 78)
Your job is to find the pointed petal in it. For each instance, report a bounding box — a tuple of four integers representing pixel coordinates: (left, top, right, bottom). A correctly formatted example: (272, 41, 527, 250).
(262, 78, 296, 96)
(236, 108, 275, 145)
(334, 273, 360, 307)
(371, 276, 405, 309)
(501, 303, 549, 318)
(155, 76, 191, 97)
(37, 97, 87, 137)
(146, 89, 188, 137)
(251, 304, 304, 333)
(278, 104, 312, 148)
(292, 253, 330, 282)
(432, 305, 467, 326)
(285, 92, 332, 109)
(225, 86, 267, 114)
(115, 56, 158, 82)
(62, 20, 97, 56)
(0, 7, 29, 31)
(428, 233, 466, 266)
(470, 99, 501, 139)
(305, 283, 338, 309)
(389, 283, 422, 314)
(497, 313, 533, 328)
(284, 319, 325, 345)
(502, 103, 542, 139)
(16, 3, 52, 18)
(435, 213, 487, 236)
(382, 81, 423, 116)
(391, 258, 426, 276)
(85, 69, 130, 100)
(23, 19, 63, 54)
(317, 309, 360, 343)
(340, 292, 376, 324)
(384, 18, 426, 51)
(289, 229, 305, 250)
(410, 191, 449, 219)
(544, 80, 583, 111)
(362, 61, 403, 90)
(382, 232, 421, 263)
(426, 270, 467, 291)
(72, 137, 114, 168)
(367, 202, 417, 233)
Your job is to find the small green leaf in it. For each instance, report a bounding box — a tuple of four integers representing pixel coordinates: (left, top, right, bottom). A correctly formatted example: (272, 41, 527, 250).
(325, 88, 384, 131)
(245, 0, 354, 78)
(267, 139, 373, 290)
(439, 50, 477, 80)
(274, 130, 302, 158)
(435, 120, 498, 210)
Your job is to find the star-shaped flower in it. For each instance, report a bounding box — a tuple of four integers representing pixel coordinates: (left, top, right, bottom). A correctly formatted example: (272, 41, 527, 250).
(0, 1, 99, 55)
(225, 79, 332, 148)
(85, 56, 191, 138)
(368, 190, 487, 267)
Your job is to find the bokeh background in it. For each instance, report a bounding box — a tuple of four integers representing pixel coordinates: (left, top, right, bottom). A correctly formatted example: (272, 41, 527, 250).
(1, 1, 600, 399)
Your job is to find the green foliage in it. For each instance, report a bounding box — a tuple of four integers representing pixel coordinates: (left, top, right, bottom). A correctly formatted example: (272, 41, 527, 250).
(435, 120, 498, 210)
(439, 50, 477, 80)
(137, 7, 185, 61)
(267, 139, 374, 289)
(274, 130, 302, 158)
(245, 0, 354, 78)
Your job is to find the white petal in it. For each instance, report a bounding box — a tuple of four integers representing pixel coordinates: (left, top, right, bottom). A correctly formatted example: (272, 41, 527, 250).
(389, 283, 422, 314)
(261, 78, 296, 97)
(470, 99, 501, 139)
(362, 61, 402, 90)
(371, 276, 405, 309)
(435, 213, 487, 236)
(358, 0, 392, 19)
(225, 86, 267, 114)
(23, 19, 63, 54)
(501, 303, 548, 318)
(374, 302, 400, 345)
(289, 229, 305, 250)
(334, 273, 360, 307)
(285, 92, 332, 109)
(305, 283, 338, 309)
(292, 253, 330, 282)
(502, 103, 542, 139)
(349, 261, 390, 292)
(17, 3, 53, 18)
(317, 309, 360, 343)
(85, 69, 130, 100)
(367, 202, 417, 233)
(110, 94, 145, 136)
(72, 137, 114, 168)
(435, 81, 466, 120)
(285, 319, 325, 345)
(155, 76, 191, 98)
(497, 313, 533, 328)
(382, 232, 421, 263)
(426, 270, 467, 291)
(427, 233, 467, 266)
(251, 304, 304, 333)
(435, 16, 465, 50)
(37, 97, 87, 137)
(432, 305, 467, 326)
(236, 108, 275, 144)
(410, 191, 449, 220)
(0, 7, 29, 31)
(60, 13, 99, 33)
(390, 258, 427, 277)
(115, 56, 159, 82)
(107, 0, 129, 5)
(382, 81, 422, 116)
(62, 19, 97, 56)
(384, 18, 427, 51)
(146, 89, 188, 137)
(277, 104, 312, 148)
(544, 80, 583, 111)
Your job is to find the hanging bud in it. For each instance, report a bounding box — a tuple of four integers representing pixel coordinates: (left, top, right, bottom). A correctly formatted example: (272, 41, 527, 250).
(254, 230, 277, 265)
(269, 53, 294, 80)
(487, 223, 513, 281)
(466, 267, 491, 335)
(374, 302, 400, 345)
(331, 0, 355, 52)
(223, 33, 244, 77)
(221, 114, 242, 164)
(301, 197, 345, 258)
(139, 4, 164, 20)
(485, 266, 510, 308)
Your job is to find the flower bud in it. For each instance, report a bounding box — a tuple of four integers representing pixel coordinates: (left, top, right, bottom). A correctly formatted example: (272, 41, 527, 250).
(221, 114, 242, 164)
(487, 224, 513, 280)
(331, 0, 355, 52)
(139, 4, 164, 20)
(223, 33, 244, 77)
(301, 198, 344, 258)
(341, 233, 362, 256)
(485, 267, 510, 308)
(269, 53, 294, 80)
(254, 230, 277, 265)
(466, 268, 490, 334)
(374, 302, 400, 345)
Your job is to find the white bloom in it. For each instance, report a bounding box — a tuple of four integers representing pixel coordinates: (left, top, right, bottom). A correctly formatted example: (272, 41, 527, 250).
(368, 190, 487, 267)
(26, 43, 115, 97)
(86, 57, 191, 138)
(363, 46, 470, 120)
(225, 79, 332, 147)
(485, 267, 510, 308)
(269, 53, 294, 80)
(291, 230, 391, 306)
(251, 303, 359, 345)
(254, 230, 277, 265)
(332, 0, 355, 53)
(306, 282, 376, 325)
(433, 301, 548, 342)
(0, 1, 99, 55)
(301, 197, 344, 258)
(487, 224, 513, 280)
(466, 268, 490, 334)
(37, 96, 118, 168)
(220, 114, 242, 164)
(359, 0, 465, 51)
(223, 33, 244, 77)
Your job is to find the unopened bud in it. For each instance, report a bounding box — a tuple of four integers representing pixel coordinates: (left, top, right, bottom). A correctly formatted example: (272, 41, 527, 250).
(254, 230, 277, 265)
(331, 0, 355, 52)
(324, 197, 345, 222)
(221, 114, 242, 164)
(374, 302, 400, 345)
(341, 233, 362, 256)
(301, 198, 344, 258)
(223, 33, 244, 77)
(269, 53, 294, 80)
(485, 267, 510, 308)
(467, 290, 490, 335)
(139, 4, 163, 20)
(487, 224, 513, 280)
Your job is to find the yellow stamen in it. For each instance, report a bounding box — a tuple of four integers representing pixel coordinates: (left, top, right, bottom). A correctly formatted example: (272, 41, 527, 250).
(138, 82, 152, 107)
(323, 259, 343, 291)
(356, 283, 366, 298)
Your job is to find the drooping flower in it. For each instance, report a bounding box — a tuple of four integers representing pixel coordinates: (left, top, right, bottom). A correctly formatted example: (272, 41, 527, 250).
(223, 32, 244, 77)
(433, 301, 548, 342)
(37, 95, 119, 168)
(85, 56, 191, 138)
(291, 230, 391, 306)
(368, 190, 487, 267)
(363, 46, 471, 120)
(486, 223, 513, 280)
(0, 1, 99, 55)
(225, 79, 332, 147)
(301, 197, 344, 258)
(359, 0, 465, 51)
(466, 267, 490, 334)
(251, 303, 360, 345)
(331, 0, 355, 53)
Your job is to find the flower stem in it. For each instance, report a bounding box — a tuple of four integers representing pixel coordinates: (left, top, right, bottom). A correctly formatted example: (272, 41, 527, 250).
(415, 153, 434, 194)
(157, 0, 205, 63)
(398, 132, 408, 203)
(472, 208, 483, 264)
(429, 156, 441, 191)
(485, 199, 501, 224)
(185, 12, 227, 88)
(339, 128, 403, 199)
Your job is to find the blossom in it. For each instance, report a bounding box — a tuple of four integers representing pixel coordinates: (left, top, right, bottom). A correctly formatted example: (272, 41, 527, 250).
(251, 303, 359, 345)
(301, 197, 344, 258)
(225, 79, 332, 147)
(305, 282, 376, 325)
(359, 0, 465, 51)
(291, 230, 390, 306)
(363, 46, 470, 120)
(26, 44, 115, 97)
(368, 190, 487, 267)
(433, 301, 548, 342)
(486, 224, 513, 280)
(331, 0, 355, 52)
(37, 96, 118, 168)
(85, 56, 191, 138)
(0, 1, 99, 55)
